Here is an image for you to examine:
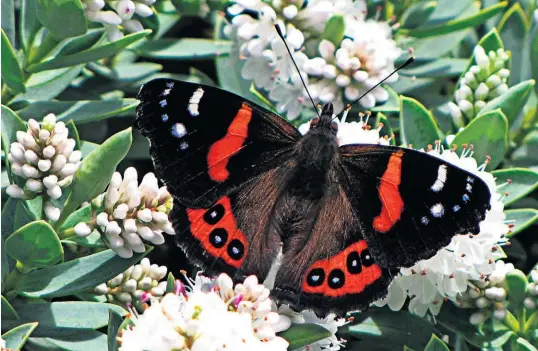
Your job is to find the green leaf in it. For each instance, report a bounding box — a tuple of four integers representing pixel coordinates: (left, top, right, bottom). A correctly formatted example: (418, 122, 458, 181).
(51, 29, 105, 58)
(477, 28, 505, 54)
(12, 65, 83, 102)
(322, 15, 345, 46)
(2, 295, 19, 319)
(516, 337, 538, 351)
(5, 220, 63, 273)
(108, 310, 123, 351)
(503, 310, 520, 332)
(400, 96, 441, 149)
(166, 272, 176, 293)
(27, 30, 152, 72)
(400, 1, 436, 29)
(451, 109, 508, 168)
(277, 323, 332, 350)
(80, 140, 99, 158)
(371, 86, 400, 113)
(497, 3, 529, 84)
(137, 38, 232, 60)
(524, 311, 538, 336)
(424, 334, 450, 351)
(401, 59, 468, 78)
(1, 0, 15, 45)
(478, 80, 535, 126)
(492, 168, 538, 206)
(1, 30, 26, 94)
(1, 322, 38, 350)
(58, 205, 92, 232)
(249, 83, 275, 111)
(21, 0, 41, 53)
(400, 2, 508, 38)
(36, 0, 87, 40)
(12, 301, 126, 337)
(16, 99, 139, 124)
(340, 308, 434, 350)
(375, 112, 395, 145)
(531, 17, 538, 96)
(505, 209, 538, 237)
(61, 231, 104, 248)
(426, 0, 474, 24)
(404, 30, 471, 61)
(16, 248, 149, 298)
(171, 0, 203, 16)
(1, 105, 26, 181)
(1, 198, 17, 281)
(58, 128, 132, 225)
(27, 330, 108, 351)
(505, 269, 529, 304)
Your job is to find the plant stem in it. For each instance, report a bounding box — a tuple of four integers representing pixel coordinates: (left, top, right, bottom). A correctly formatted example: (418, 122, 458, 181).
(3, 268, 22, 295)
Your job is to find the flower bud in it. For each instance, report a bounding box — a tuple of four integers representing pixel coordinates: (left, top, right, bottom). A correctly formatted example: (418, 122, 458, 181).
(24, 150, 38, 164)
(486, 75, 501, 88)
(95, 283, 109, 294)
(138, 277, 153, 290)
(107, 234, 125, 249)
(113, 203, 129, 219)
(474, 83, 489, 100)
(44, 202, 60, 222)
(38, 159, 52, 172)
(137, 226, 155, 241)
(42, 145, 56, 159)
(39, 129, 50, 142)
(150, 231, 165, 245)
(493, 308, 507, 320)
(123, 279, 138, 293)
(51, 155, 67, 172)
(124, 218, 138, 233)
(6, 184, 25, 199)
(106, 221, 122, 236)
(474, 100, 486, 111)
(75, 222, 93, 237)
(47, 185, 62, 199)
(26, 179, 43, 192)
(43, 175, 58, 189)
(524, 297, 536, 309)
(469, 311, 487, 325)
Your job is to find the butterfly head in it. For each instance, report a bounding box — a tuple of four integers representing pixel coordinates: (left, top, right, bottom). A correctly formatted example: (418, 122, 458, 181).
(310, 103, 338, 135)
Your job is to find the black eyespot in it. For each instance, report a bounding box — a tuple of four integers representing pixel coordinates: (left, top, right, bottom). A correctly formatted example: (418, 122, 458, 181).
(209, 228, 228, 248)
(306, 268, 325, 287)
(361, 249, 374, 267)
(328, 269, 345, 289)
(331, 120, 339, 132)
(347, 251, 362, 274)
(227, 239, 244, 260)
(310, 117, 320, 127)
(203, 204, 225, 225)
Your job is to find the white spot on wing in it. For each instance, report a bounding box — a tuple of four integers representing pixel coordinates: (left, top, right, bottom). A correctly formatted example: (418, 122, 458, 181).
(179, 141, 189, 150)
(466, 183, 473, 192)
(159, 100, 167, 107)
(166, 82, 174, 89)
(188, 87, 204, 116)
(161, 114, 169, 122)
(163, 89, 171, 96)
(430, 164, 447, 192)
(430, 203, 445, 218)
(171, 123, 187, 138)
(421, 216, 429, 225)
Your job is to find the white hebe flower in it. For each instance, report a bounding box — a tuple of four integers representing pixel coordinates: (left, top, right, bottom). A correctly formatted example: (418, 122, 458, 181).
(375, 144, 510, 317)
(94, 258, 168, 309)
(75, 167, 175, 258)
(449, 46, 510, 125)
(118, 273, 289, 351)
(7, 114, 81, 222)
(298, 110, 392, 146)
(82, 0, 155, 41)
(227, 0, 401, 119)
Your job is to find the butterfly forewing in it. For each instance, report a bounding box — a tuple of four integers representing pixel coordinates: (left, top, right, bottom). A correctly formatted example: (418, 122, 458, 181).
(339, 144, 491, 268)
(136, 79, 301, 208)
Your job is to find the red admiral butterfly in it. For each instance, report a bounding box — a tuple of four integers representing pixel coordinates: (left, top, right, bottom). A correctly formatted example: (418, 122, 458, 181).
(135, 77, 491, 316)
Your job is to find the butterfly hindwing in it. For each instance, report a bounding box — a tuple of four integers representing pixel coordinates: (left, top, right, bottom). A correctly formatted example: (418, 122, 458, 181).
(171, 162, 295, 279)
(339, 144, 492, 269)
(136, 79, 301, 208)
(272, 174, 392, 316)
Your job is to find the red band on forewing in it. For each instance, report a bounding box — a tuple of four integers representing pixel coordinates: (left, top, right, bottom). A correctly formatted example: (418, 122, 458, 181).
(207, 104, 253, 182)
(301, 240, 382, 297)
(186, 196, 248, 268)
(373, 151, 404, 232)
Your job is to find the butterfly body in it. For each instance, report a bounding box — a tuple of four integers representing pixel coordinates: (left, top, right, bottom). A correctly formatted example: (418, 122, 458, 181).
(136, 79, 492, 316)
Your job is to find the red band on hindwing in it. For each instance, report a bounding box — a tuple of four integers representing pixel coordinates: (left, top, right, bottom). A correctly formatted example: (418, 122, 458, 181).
(301, 240, 382, 297)
(373, 151, 404, 232)
(186, 196, 248, 268)
(207, 104, 253, 182)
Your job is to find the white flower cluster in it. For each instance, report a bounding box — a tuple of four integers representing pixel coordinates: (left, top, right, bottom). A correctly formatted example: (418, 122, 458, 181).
(74, 167, 175, 258)
(448, 46, 510, 126)
(464, 262, 538, 325)
(226, 0, 401, 119)
(82, 0, 155, 41)
(7, 114, 81, 222)
(298, 110, 392, 146)
(118, 273, 290, 351)
(376, 143, 510, 316)
(95, 258, 168, 309)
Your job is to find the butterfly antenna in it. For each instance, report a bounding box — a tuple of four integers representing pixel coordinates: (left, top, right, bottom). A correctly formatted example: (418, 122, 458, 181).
(333, 57, 415, 120)
(275, 24, 320, 117)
